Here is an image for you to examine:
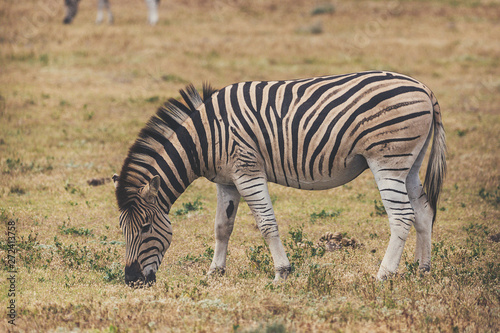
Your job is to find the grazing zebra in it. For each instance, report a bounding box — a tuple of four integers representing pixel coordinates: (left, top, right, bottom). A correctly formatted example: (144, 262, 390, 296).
(63, 0, 160, 25)
(113, 71, 446, 285)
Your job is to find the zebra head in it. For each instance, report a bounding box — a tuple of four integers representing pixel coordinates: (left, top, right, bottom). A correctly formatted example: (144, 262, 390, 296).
(113, 174, 172, 287)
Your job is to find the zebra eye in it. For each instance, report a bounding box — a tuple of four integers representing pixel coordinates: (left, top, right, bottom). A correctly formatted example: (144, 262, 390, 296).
(141, 224, 151, 234)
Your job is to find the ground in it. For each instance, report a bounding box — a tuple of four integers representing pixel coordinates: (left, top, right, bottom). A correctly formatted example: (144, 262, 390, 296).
(0, 0, 499, 331)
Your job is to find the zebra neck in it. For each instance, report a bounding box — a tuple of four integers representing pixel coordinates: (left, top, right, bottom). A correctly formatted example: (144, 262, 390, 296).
(157, 112, 221, 212)
(127, 107, 217, 213)
(155, 134, 201, 213)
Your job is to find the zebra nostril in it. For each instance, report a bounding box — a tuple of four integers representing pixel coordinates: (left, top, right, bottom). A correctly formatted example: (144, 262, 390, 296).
(145, 271, 156, 286)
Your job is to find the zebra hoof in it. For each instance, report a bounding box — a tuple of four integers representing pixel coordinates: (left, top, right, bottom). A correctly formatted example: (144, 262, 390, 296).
(418, 264, 431, 273)
(207, 267, 226, 277)
(376, 268, 397, 281)
(274, 266, 291, 281)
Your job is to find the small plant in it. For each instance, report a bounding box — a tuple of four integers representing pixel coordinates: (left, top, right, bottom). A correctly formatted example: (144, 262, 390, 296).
(3, 158, 37, 174)
(59, 99, 70, 107)
(17, 232, 40, 251)
(305, 263, 335, 296)
(247, 322, 287, 333)
(180, 253, 201, 264)
(3, 157, 53, 174)
(102, 263, 125, 283)
(431, 240, 448, 260)
(296, 21, 323, 35)
(0, 208, 8, 222)
(270, 194, 278, 205)
(286, 225, 325, 272)
(145, 95, 160, 103)
(59, 221, 94, 237)
(53, 237, 122, 275)
(356, 193, 366, 201)
(203, 246, 214, 260)
(404, 258, 420, 279)
(311, 2, 335, 16)
(310, 209, 341, 222)
(183, 285, 204, 301)
(288, 225, 306, 244)
(464, 223, 489, 259)
(9, 185, 26, 195)
(178, 246, 214, 266)
(83, 105, 95, 121)
(174, 199, 203, 216)
(372, 200, 387, 216)
(478, 186, 500, 206)
(4, 158, 21, 173)
(161, 74, 187, 84)
(64, 182, 85, 196)
(39, 53, 49, 66)
(17, 233, 43, 271)
(247, 244, 273, 277)
(463, 222, 489, 237)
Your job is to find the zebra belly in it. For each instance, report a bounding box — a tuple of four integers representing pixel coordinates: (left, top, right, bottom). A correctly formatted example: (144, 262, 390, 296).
(269, 154, 369, 191)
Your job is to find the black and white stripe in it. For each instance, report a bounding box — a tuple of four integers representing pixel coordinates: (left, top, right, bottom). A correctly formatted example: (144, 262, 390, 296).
(115, 71, 446, 284)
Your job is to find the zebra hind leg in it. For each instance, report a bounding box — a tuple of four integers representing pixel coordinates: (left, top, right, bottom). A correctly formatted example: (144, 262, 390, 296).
(407, 176, 433, 272)
(208, 184, 240, 276)
(145, 0, 159, 25)
(406, 138, 434, 273)
(371, 168, 415, 280)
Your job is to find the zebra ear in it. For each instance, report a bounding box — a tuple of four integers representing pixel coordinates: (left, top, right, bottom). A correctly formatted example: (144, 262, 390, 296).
(143, 175, 161, 203)
(112, 174, 119, 189)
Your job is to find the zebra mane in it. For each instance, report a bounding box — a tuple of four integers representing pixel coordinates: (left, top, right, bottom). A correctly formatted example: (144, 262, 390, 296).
(141, 83, 217, 141)
(115, 83, 218, 211)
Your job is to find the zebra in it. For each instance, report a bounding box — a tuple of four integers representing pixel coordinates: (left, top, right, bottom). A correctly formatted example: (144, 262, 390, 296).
(63, 0, 160, 25)
(113, 71, 446, 285)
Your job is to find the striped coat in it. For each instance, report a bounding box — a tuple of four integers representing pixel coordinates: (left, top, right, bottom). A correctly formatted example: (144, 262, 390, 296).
(114, 71, 446, 285)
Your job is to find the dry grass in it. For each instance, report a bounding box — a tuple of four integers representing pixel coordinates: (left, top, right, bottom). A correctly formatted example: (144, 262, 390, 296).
(1, 0, 499, 331)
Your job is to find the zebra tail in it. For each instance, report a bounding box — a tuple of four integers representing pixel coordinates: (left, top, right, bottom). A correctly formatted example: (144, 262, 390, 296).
(424, 93, 447, 225)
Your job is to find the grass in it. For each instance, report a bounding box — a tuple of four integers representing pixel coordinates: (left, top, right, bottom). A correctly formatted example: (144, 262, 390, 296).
(1, 0, 499, 331)
(174, 198, 203, 216)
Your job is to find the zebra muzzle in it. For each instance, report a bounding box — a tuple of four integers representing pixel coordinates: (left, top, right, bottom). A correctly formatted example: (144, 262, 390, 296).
(145, 270, 156, 285)
(125, 261, 145, 286)
(125, 261, 156, 287)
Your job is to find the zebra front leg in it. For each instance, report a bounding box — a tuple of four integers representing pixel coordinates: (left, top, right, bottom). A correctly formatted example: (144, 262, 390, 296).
(208, 184, 240, 276)
(234, 176, 291, 281)
(373, 175, 415, 280)
(96, 0, 113, 24)
(145, 0, 159, 25)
